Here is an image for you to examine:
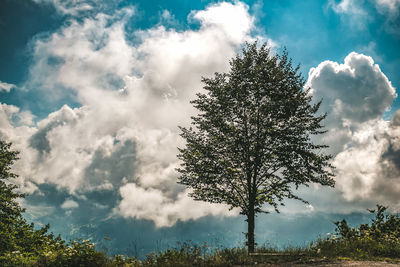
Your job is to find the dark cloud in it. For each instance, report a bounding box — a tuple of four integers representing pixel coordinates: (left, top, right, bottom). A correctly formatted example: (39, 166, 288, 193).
(29, 123, 56, 154)
(382, 138, 400, 170)
(83, 140, 136, 189)
(29, 105, 79, 155)
(392, 110, 400, 126)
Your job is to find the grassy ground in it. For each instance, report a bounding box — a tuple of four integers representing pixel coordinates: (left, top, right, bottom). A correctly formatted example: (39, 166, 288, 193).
(3, 236, 400, 266)
(3, 205, 400, 266)
(103, 239, 400, 267)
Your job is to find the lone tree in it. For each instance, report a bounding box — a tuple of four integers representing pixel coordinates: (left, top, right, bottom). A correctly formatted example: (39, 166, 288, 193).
(177, 42, 335, 253)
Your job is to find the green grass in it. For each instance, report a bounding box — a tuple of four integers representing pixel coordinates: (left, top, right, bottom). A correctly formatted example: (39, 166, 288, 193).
(3, 205, 400, 266)
(123, 237, 400, 267)
(3, 235, 400, 266)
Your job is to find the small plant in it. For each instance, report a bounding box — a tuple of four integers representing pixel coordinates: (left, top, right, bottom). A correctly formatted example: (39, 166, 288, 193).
(314, 205, 400, 260)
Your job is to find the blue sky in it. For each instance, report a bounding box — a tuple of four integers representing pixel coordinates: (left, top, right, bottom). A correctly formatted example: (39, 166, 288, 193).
(1, 0, 400, 256)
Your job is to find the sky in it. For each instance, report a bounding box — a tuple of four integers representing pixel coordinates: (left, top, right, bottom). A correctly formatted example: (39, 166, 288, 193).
(0, 0, 400, 257)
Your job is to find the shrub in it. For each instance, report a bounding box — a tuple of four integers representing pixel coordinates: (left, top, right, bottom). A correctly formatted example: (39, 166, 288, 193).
(314, 205, 400, 259)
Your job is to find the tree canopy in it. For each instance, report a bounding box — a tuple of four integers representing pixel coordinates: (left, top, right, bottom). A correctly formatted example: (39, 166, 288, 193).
(177, 42, 335, 252)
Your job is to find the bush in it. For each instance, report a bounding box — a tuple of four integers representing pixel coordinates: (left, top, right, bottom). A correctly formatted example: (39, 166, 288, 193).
(314, 205, 400, 259)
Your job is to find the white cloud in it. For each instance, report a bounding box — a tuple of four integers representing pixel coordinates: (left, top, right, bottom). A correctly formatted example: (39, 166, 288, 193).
(307, 51, 400, 211)
(329, 0, 364, 14)
(328, 0, 369, 29)
(1, 1, 256, 227)
(28, 9, 135, 103)
(61, 199, 79, 209)
(333, 117, 400, 210)
(0, 81, 15, 92)
(307, 52, 396, 154)
(190, 1, 253, 44)
(159, 10, 179, 27)
(118, 184, 236, 227)
(308, 52, 396, 122)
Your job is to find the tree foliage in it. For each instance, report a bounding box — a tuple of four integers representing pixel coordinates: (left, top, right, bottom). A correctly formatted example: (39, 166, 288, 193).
(177, 42, 335, 252)
(0, 139, 61, 264)
(0, 140, 110, 266)
(0, 140, 26, 255)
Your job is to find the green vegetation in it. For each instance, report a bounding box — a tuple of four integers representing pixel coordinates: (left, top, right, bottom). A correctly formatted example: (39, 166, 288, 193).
(116, 206, 400, 266)
(315, 205, 400, 260)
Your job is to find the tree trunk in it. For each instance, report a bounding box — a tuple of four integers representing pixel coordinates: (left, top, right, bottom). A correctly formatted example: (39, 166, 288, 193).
(247, 203, 255, 253)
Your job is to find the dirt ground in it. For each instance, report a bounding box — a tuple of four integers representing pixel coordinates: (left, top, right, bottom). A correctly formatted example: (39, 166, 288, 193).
(290, 261, 398, 266)
(236, 260, 400, 266)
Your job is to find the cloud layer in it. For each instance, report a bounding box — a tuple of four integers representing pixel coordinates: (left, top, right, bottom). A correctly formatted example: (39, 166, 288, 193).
(0, 1, 254, 227)
(1, 0, 399, 229)
(330, 0, 400, 34)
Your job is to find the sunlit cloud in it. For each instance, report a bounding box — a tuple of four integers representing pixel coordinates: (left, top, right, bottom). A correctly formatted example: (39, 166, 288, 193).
(307, 52, 396, 154)
(307, 52, 400, 211)
(2, 1, 254, 227)
(1, 0, 399, 233)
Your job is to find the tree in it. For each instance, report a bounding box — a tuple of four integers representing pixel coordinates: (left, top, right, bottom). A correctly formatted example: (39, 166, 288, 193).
(177, 42, 335, 253)
(0, 139, 112, 265)
(0, 140, 25, 253)
(0, 140, 63, 263)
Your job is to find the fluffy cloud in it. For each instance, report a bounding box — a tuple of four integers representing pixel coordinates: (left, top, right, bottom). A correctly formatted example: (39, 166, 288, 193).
(28, 9, 135, 103)
(307, 52, 396, 154)
(1, 2, 254, 227)
(333, 116, 400, 210)
(189, 1, 253, 44)
(118, 185, 235, 227)
(308, 52, 400, 211)
(61, 199, 79, 209)
(0, 104, 35, 128)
